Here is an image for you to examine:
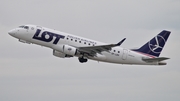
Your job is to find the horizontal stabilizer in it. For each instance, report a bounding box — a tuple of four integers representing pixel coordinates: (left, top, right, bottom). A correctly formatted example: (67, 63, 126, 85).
(142, 57, 170, 62)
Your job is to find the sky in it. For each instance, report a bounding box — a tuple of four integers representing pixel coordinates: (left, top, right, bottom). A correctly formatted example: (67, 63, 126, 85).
(0, 0, 180, 101)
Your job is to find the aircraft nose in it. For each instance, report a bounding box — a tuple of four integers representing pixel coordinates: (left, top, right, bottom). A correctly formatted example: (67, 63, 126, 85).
(8, 29, 16, 36)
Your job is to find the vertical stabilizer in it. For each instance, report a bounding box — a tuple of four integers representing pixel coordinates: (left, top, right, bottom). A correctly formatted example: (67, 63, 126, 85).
(133, 30, 171, 57)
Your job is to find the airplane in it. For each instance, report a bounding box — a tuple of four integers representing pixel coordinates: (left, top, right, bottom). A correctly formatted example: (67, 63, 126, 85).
(8, 24, 171, 65)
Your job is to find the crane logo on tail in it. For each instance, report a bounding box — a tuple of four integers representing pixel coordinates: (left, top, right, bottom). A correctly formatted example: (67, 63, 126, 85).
(148, 35, 166, 54)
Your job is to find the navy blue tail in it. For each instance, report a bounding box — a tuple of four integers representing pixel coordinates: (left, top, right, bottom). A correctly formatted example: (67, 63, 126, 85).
(133, 30, 171, 57)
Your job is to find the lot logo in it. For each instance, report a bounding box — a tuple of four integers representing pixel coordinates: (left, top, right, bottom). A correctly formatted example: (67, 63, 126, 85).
(148, 35, 165, 54)
(33, 29, 65, 44)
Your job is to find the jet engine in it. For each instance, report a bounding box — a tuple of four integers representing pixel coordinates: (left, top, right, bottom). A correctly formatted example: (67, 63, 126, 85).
(53, 50, 66, 58)
(52, 44, 79, 57)
(63, 45, 77, 56)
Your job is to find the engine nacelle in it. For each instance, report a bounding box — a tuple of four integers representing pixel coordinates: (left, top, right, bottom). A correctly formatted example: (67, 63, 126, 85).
(63, 45, 77, 56)
(53, 50, 66, 58)
(52, 44, 78, 56)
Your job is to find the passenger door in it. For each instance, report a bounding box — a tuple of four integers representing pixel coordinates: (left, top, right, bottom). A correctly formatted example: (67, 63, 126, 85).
(122, 49, 128, 60)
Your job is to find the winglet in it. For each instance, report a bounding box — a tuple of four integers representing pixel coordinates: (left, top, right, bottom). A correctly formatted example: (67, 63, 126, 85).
(116, 38, 126, 46)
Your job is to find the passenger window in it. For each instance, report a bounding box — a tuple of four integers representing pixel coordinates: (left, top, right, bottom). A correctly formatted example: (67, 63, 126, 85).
(75, 40, 77, 42)
(88, 43, 91, 45)
(84, 42, 86, 44)
(71, 39, 73, 41)
(79, 41, 81, 43)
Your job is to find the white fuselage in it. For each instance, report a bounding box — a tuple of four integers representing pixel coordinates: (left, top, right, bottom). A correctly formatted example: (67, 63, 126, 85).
(9, 25, 160, 65)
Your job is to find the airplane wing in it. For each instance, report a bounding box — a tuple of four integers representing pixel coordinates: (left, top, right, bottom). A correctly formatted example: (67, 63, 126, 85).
(77, 38, 126, 56)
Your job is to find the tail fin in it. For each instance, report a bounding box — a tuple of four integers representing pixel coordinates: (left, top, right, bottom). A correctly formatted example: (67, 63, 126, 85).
(133, 30, 171, 57)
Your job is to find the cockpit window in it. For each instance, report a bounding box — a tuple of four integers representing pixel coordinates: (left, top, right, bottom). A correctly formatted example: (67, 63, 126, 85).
(19, 26, 25, 28)
(19, 25, 29, 30)
(24, 26, 29, 29)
